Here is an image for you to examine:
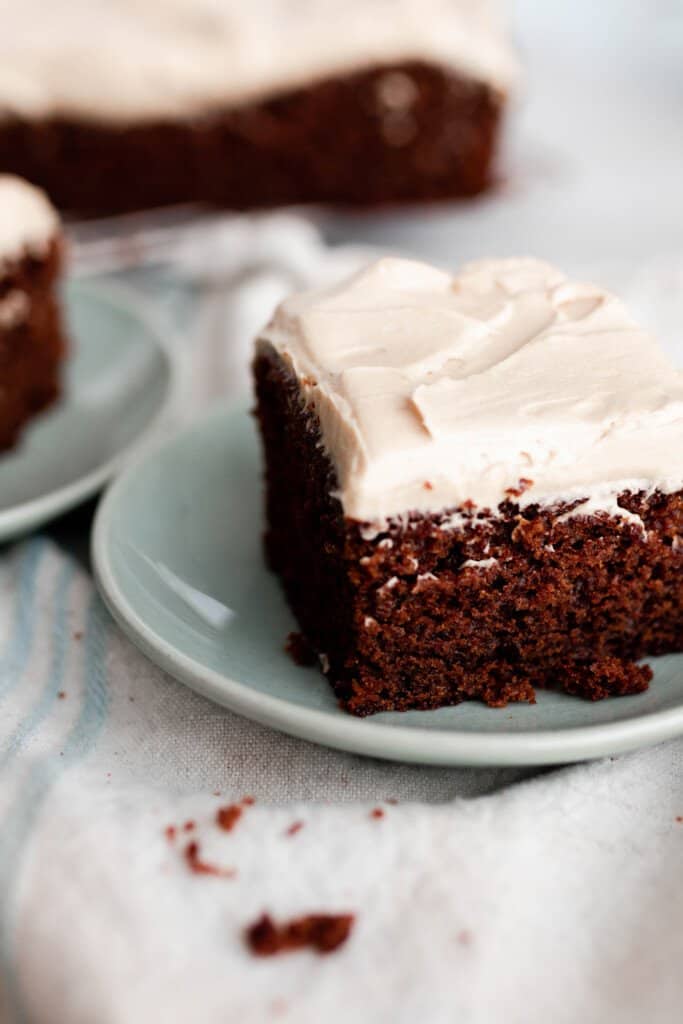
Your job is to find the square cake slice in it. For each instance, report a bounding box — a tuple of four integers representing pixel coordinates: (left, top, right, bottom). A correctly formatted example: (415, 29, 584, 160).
(0, 175, 66, 450)
(254, 257, 683, 716)
(0, 0, 517, 213)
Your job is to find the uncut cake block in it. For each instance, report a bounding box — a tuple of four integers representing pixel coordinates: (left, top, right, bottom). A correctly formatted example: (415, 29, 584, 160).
(0, 176, 66, 450)
(254, 257, 683, 716)
(0, 0, 517, 214)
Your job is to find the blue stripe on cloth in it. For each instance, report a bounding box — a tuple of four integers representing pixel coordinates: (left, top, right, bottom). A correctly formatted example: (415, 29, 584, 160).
(0, 560, 76, 769)
(0, 590, 110, 1024)
(0, 540, 47, 703)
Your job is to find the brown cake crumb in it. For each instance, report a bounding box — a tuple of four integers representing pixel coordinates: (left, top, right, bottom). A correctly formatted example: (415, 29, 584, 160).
(285, 631, 318, 667)
(676, 816, 683, 824)
(505, 477, 534, 498)
(57, 691, 66, 700)
(216, 804, 243, 832)
(285, 821, 304, 837)
(246, 913, 355, 956)
(242, 796, 256, 807)
(183, 820, 196, 833)
(562, 657, 652, 700)
(370, 808, 385, 820)
(184, 841, 236, 879)
(164, 825, 176, 842)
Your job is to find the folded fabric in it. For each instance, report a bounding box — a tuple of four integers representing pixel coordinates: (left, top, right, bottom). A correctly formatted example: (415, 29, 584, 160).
(0, 213, 682, 1023)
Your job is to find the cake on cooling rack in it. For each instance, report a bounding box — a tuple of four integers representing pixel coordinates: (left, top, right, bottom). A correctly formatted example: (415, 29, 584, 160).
(0, 175, 66, 450)
(254, 256, 683, 716)
(0, 0, 517, 214)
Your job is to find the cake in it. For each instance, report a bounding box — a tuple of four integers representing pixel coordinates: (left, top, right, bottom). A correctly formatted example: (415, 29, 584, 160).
(253, 257, 683, 716)
(0, 0, 518, 214)
(0, 175, 66, 450)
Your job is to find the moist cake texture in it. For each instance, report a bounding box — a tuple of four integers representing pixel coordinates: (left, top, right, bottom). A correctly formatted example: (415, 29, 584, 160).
(0, 175, 66, 450)
(0, 0, 517, 213)
(254, 257, 683, 715)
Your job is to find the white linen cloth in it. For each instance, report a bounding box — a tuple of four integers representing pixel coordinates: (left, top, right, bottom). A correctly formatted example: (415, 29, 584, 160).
(0, 211, 682, 1024)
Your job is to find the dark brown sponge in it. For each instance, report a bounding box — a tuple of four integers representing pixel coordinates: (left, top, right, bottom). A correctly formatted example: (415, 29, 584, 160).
(0, 63, 502, 215)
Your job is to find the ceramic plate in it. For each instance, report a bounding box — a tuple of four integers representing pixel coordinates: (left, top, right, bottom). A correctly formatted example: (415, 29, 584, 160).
(92, 406, 683, 766)
(0, 282, 178, 541)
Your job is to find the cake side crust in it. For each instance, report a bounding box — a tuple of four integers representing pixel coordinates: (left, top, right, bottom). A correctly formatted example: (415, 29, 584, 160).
(0, 238, 67, 449)
(254, 343, 683, 716)
(0, 63, 502, 214)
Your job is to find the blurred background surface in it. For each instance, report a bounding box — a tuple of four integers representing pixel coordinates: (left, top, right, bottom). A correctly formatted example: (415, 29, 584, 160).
(322, 0, 683, 273)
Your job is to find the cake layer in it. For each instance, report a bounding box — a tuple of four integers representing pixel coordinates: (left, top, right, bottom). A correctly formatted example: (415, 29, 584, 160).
(0, 64, 501, 214)
(254, 345, 683, 716)
(0, 0, 517, 122)
(261, 257, 683, 528)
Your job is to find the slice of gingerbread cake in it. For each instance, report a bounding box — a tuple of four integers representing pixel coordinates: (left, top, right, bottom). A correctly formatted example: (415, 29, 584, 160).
(0, 0, 518, 213)
(0, 175, 66, 450)
(254, 257, 683, 716)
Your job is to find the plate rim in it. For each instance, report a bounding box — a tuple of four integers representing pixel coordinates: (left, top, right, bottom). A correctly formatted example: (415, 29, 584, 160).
(0, 279, 182, 542)
(92, 406, 683, 767)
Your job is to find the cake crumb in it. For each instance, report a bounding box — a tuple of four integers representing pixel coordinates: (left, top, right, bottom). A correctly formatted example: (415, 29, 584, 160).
(183, 820, 196, 833)
(563, 657, 652, 700)
(73, 631, 83, 641)
(370, 807, 385, 820)
(285, 821, 304, 837)
(216, 804, 242, 832)
(164, 825, 176, 842)
(245, 913, 354, 956)
(285, 631, 317, 666)
(505, 478, 534, 498)
(184, 841, 235, 878)
(242, 795, 256, 807)
(57, 691, 66, 700)
(676, 816, 683, 823)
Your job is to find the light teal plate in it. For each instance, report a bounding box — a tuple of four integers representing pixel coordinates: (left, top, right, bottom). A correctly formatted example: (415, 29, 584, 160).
(0, 282, 178, 542)
(92, 407, 683, 766)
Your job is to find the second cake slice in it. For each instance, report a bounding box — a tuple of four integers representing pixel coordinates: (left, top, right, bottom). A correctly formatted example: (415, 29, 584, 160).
(0, 175, 66, 450)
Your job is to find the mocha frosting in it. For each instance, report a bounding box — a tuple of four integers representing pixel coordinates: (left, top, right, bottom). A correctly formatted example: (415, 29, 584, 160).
(0, 175, 59, 261)
(0, 0, 518, 122)
(259, 256, 683, 527)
